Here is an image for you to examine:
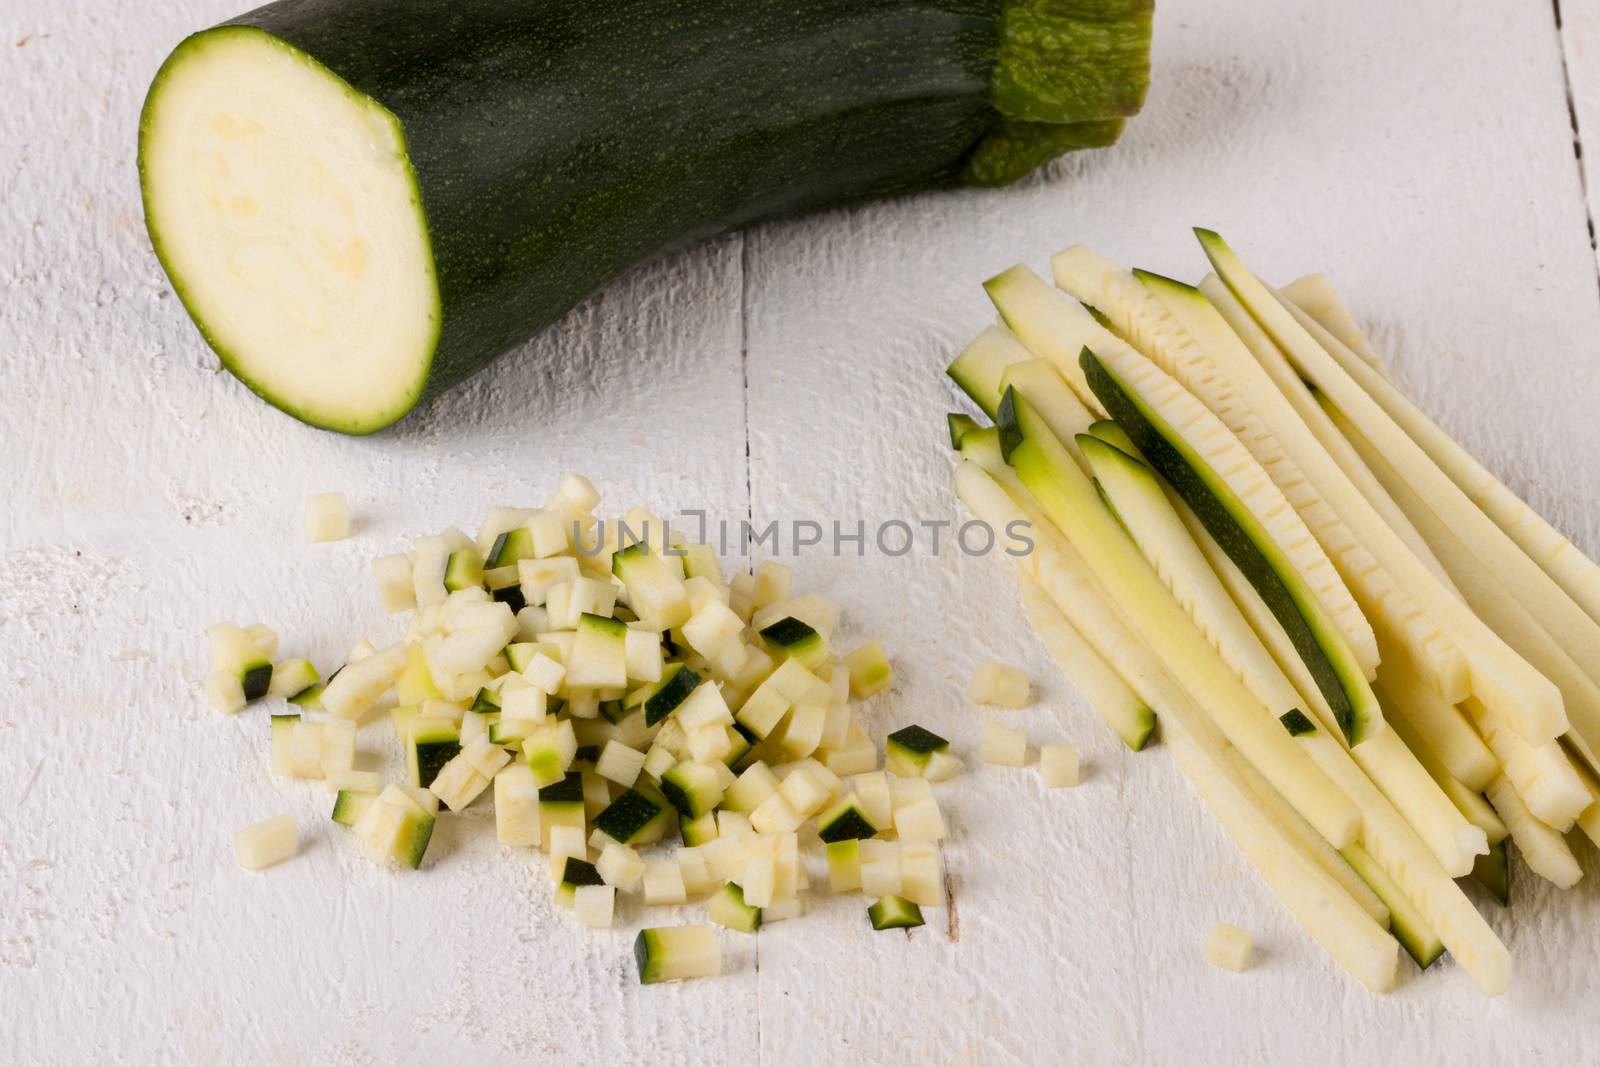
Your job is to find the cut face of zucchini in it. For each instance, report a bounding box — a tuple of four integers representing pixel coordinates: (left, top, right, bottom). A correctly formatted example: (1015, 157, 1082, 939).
(816, 794, 878, 843)
(556, 857, 606, 907)
(444, 549, 485, 592)
(139, 28, 438, 433)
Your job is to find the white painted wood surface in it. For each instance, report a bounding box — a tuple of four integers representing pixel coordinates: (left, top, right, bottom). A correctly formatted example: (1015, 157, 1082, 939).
(4, 0, 1600, 1062)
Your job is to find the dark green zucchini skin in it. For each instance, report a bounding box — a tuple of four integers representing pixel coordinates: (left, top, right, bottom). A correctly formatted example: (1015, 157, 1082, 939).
(201, 0, 1152, 428)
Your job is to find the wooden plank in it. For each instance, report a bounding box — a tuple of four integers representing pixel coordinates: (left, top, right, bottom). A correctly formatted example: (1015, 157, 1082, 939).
(741, 0, 1600, 1061)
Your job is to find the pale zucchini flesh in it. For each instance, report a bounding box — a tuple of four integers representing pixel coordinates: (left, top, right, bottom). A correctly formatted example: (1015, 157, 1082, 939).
(1196, 271, 1473, 704)
(1075, 348, 1380, 746)
(1279, 272, 1387, 372)
(1278, 280, 1600, 631)
(1051, 246, 1378, 679)
(1090, 437, 1484, 878)
(991, 393, 1360, 847)
(139, 27, 439, 433)
(1181, 489, 1510, 993)
(1326, 387, 1600, 769)
(1200, 231, 1563, 744)
(1016, 574, 1155, 750)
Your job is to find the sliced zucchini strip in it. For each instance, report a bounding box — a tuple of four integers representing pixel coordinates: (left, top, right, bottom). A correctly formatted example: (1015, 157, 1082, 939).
(1075, 346, 1381, 746)
(1279, 272, 1387, 373)
(1277, 281, 1600, 632)
(1325, 388, 1600, 773)
(984, 392, 1360, 846)
(1485, 777, 1582, 890)
(1084, 436, 1484, 878)
(1199, 230, 1566, 745)
(1052, 245, 1378, 678)
(1181, 485, 1509, 993)
(1016, 574, 1156, 751)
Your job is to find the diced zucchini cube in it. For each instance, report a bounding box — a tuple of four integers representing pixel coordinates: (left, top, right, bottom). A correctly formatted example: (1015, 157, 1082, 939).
(522, 719, 578, 787)
(206, 670, 247, 715)
(709, 881, 763, 932)
(758, 616, 828, 670)
(267, 658, 320, 700)
(556, 856, 606, 907)
(678, 847, 713, 896)
(826, 839, 862, 893)
(740, 856, 778, 909)
(1205, 923, 1254, 972)
(892, 797, 946, 842)
(568, 612, 629, 689)
(749, 792, 803, 834)
(596, 740, 647, 787)
(898, 843, 944, 906)
(624, 628, 664, 683)
(234, 816, 298, 870)
(850, 771, 892, 830)
(642, 859, 688, 905)
(593, 788, 668, 845)
(884, 724, 950, 778)
(372, 553, 417, 613)
(859, 840, 902, 898)
(304, 491, 350, 543)
(659, 762, 726, 819)
(1038, 743, 1080, 788)
(867, 895, 925, 931)
(597, 841, 646, 891)
(842, 639, 893, 698)
(752, 561, 791, 609)
(817, 794, 877, 843)
(494, 764, 541, 846)
(820, 723, 878, 776)
(722, 761, 780, 813)
(777, 765, 833, 817)
(573, 884, 616, 928)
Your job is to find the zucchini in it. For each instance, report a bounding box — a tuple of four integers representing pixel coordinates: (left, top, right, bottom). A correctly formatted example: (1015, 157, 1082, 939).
(634, 925, 721, 985)
(708, 883, 763, 934)
(1052, 249, 1379, 679)
(140, 0, 1151, 433)
(988, 394, 1360, 848)
(1076, 350, 1381, 746)
(1151, 271, 1469, 705)
(405, 718, 461, 789)
(1197, 230, 1565, 744)
(947, 412, 983, 450)
(1469, 840, 1510, 907)
(1485, 776, 1582, 890)
(658, 762, 725, 820)
(594, 788, 670, 845)
(884, 725, 950, 778)
(1338, 846, 1444, 969)
(759, 617, 827, 671)
(1015, 574, 1156, 751)
(867, 895, 925, 931)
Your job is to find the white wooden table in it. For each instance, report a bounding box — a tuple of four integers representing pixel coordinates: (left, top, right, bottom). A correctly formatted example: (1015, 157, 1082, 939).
(5, 1, 1600, 1062)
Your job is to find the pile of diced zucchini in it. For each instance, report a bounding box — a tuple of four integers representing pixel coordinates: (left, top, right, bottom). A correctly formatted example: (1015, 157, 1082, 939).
(206, 475, 967, 981)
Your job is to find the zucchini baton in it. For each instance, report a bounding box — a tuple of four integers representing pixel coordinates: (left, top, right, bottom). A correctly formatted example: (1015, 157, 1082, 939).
(138, 0, 1153, 433)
